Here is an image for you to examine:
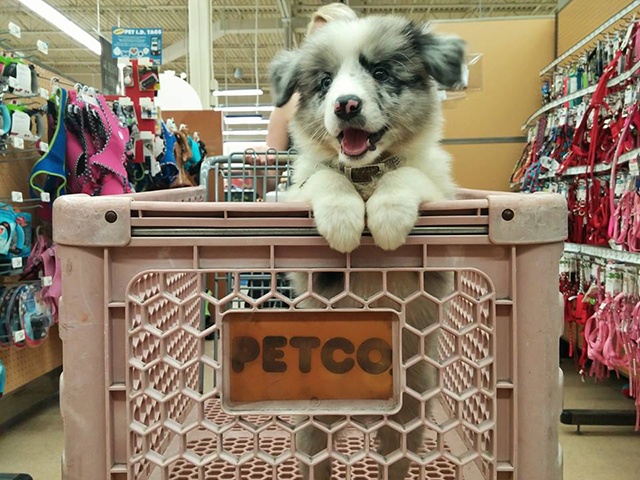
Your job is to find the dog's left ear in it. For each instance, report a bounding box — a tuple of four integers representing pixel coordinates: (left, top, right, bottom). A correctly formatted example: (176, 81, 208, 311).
(270, 50, 301, 108)
(419, 28, 467, 89)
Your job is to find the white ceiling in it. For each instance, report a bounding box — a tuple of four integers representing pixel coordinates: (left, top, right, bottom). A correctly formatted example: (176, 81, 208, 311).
(0, 0, 557, 90)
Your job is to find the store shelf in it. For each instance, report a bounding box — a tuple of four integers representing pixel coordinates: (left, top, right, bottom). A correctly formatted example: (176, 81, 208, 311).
(524, 61, 640, 129)
(540, 0, 640, 76)
(0, 50, 70, 402)
(565, 241, 640, 265)
(538, 147, 640, 180)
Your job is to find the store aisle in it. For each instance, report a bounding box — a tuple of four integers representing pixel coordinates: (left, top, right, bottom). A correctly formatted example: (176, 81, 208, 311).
(0, 397, 63, 479)
(0, 360, 638, 480)
(560, 358, 640, 480)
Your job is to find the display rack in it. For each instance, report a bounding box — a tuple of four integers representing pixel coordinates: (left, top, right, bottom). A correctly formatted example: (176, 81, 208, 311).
(514, 3, 640, 431)
(540, 0, 640, 76)
(0, 33, 78, 419)
(565, 241, 640, 265)
(524, 61, 640, 129)
(539, 147, 640, 179)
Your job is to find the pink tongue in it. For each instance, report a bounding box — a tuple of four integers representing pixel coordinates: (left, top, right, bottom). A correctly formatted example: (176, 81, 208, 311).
(341, 128, 369, 156)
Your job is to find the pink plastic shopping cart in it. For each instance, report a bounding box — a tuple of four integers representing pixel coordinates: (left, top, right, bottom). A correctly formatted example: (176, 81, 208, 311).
(55, 151, 566, 480)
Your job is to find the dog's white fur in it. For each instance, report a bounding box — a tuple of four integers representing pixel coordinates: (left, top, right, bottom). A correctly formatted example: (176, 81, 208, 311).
(288, 134, 456, 252)
(270, 16, 465, 479)
(283, 20, 459, 252)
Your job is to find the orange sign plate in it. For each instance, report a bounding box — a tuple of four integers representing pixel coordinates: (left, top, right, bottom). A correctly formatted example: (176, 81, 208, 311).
(223, 310, 398, 411)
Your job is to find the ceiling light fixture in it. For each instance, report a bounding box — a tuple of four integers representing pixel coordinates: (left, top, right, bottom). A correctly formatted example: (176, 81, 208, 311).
(18, 0, 101, 55)
(214, 106, 275, 113)
(224, 116, 270, 125)
(213, 89, 264, 97)
(222, 130, 269, 136)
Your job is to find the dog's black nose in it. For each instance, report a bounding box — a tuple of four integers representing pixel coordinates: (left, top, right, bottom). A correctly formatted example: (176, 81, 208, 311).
(334, 95, 362, 120)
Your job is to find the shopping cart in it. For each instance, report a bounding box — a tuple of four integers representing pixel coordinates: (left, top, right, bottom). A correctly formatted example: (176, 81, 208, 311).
(200, 150, 299, 316)
(200, 149, 297, 202)
(56, 152, 566, 480)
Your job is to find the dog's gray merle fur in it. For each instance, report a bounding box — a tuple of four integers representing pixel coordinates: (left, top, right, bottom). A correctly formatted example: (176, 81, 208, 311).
(271, 16, 465, 479)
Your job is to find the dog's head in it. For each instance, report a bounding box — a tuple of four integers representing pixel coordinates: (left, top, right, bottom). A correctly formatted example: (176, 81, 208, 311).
(270, 16, 466, 166)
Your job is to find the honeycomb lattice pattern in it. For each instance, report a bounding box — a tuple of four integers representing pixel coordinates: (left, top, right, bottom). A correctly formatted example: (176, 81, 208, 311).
(440, 271, 493, 475)
(169, 400, 462, 480)
(128, 273, 202, 479)
(126, 269, 495, 479)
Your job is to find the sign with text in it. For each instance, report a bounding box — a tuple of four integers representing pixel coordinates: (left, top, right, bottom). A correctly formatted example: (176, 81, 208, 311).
(111, 27, 162, 65)
(223, 310, 399, 412)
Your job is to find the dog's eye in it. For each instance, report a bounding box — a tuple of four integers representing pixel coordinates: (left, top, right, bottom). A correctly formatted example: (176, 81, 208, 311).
(373, 68, 389, 82)
(320, 76, 333, 91)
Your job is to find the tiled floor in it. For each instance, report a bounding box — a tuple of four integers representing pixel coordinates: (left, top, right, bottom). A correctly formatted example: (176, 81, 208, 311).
(0, 358, 638, 480)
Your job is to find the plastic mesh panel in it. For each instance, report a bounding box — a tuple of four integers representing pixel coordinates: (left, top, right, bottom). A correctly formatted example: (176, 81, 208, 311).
(167, 400, 464, 480)
(128, 273, 202, 480)
(126, 268, 495, 480)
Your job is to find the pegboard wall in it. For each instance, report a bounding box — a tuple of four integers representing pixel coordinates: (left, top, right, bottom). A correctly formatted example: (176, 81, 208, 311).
(0, 325, 62, 394)
(0, 61, 77, 396)
(557, 0, 640, 55)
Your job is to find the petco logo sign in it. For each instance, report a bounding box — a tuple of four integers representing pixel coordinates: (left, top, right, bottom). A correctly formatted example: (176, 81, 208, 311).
(223, 311, 399, 410)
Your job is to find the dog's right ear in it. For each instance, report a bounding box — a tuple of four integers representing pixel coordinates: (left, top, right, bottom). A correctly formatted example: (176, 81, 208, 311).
(270, 50, 301, 108)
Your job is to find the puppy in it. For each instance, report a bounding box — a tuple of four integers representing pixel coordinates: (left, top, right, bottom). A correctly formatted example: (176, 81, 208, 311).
(270, 16, 466, 479)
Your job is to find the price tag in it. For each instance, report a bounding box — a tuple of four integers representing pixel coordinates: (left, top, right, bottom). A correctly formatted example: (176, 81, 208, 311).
(11, 191, 23, 202)
(40, 192, 50, 203)
(625, 86, 633, 106)
(527, 128, 535, 143)
(605, 264, 623, 295)
(13, 330, 25, 343)
(558, 107, 568, 126)
(622, 20, 635, 49)
(8, 63, 32, 93)
(38, 141, 49, 153)
(609, 239, 624, 251)
(576, 180, 587, 202)
(10, 111, 31, 139)
(39, 87, 49, 99)
(42, 276, 53, 287)
(615, 173, 626, 197)
(37, 40, 48, 55)
(8, 22, 21, 38)
(12, 137, 24, 149)
(575, 104, 587, 126)
(569, 76, 578, 94)
(12, 257, 23, 268)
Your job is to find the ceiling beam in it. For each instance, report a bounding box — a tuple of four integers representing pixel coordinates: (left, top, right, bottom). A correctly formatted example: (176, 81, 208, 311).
(14, 29, 186, 35)
(295, 1, 555, 11)
(164, 38, 187, 64)
(0, 5, 279, 14)
(212, 17, 308, 41)
(162, 17, 308, 64)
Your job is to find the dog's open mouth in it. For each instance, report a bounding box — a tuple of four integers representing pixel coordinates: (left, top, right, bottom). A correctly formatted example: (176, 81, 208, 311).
(337, 127, 386, 158)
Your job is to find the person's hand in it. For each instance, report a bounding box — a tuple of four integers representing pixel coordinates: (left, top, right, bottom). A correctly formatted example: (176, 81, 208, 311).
(243, 151, 278, 166)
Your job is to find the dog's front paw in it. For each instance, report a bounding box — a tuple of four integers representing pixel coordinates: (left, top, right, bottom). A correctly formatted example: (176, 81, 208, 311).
(367, 195, 418, 251)
(313, 196, 365, 253)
